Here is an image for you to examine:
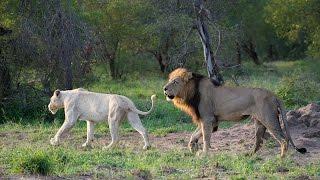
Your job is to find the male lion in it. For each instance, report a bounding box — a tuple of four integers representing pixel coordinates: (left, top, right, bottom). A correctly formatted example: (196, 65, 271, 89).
(48, 88, 156, 150)
(163, 68, 306, 157)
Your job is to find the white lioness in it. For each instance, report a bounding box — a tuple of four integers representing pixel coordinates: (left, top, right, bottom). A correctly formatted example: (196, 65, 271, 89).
(48, 88, 156, 149)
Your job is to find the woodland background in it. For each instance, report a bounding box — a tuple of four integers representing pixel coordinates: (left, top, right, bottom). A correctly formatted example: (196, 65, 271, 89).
(0, 0, 320, 178)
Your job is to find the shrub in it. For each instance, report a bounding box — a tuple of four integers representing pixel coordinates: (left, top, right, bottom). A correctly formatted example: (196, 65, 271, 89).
(16, 151, 52, 175)
(276, 72, 320, 108)
(0, 85, 51, 124)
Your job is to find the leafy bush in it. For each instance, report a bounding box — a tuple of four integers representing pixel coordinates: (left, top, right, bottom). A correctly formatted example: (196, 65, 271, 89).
(276, 72, 320, 108)
(0, 85, 52, 124)
(16, 151, 52, 175)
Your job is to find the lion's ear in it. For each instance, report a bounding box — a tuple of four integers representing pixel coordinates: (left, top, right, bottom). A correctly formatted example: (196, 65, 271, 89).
(54, 89, 61, 97)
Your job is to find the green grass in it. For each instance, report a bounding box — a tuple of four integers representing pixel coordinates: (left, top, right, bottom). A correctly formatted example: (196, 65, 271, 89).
(1, 59, 320, 178)
(0, 129, 319, 179)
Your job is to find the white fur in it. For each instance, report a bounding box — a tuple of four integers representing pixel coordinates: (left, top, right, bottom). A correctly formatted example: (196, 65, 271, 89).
(48, 88, 156, 149)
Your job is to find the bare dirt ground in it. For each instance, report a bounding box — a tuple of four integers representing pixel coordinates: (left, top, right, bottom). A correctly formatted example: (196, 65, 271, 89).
(113, 122, 320, 166)
(106, 103, 320, 166)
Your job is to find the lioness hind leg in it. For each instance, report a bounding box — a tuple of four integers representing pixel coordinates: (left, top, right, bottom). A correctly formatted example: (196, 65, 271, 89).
(105, 109, 123, 149)
(252, 120, 266, 154)
(127, 112, 151, 150)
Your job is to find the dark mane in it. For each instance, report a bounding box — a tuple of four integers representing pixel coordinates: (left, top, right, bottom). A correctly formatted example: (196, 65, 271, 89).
(172, 70, 217, 123)
(191, 72, 222, 86)
(185, 73, 204, 120)
(210, 78, 222, 86)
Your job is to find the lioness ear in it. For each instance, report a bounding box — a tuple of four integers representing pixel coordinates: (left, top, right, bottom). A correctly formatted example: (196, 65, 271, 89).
(54, 89, 61, 97)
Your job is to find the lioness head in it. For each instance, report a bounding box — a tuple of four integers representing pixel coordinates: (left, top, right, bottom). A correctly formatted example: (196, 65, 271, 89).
(163, 68, 192, 101)
(48, 89, 63, 114)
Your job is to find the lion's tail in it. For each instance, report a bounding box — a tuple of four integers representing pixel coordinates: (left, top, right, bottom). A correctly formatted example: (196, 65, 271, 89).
(130, 95, 156, 116)
(276, 99, 307, 154)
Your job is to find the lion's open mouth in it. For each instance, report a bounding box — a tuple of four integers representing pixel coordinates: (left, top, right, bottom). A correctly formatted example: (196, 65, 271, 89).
(164, 92, 175, 100)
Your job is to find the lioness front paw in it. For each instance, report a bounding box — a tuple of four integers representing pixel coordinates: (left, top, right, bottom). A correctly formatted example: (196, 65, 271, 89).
(82, 142, 91, 148)
(50, 138, 59, 146)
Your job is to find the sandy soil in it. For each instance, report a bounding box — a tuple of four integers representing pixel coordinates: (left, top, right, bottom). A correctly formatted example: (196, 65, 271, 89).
(110, 122, 320, 166)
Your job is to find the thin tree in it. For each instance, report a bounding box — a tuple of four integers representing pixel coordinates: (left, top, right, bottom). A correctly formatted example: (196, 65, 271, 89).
(193, 0, 223, 85)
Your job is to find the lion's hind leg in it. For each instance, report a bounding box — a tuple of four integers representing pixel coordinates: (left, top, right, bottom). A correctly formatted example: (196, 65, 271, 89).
(260, 109, 288, 158)
(127, 111, 151, 150)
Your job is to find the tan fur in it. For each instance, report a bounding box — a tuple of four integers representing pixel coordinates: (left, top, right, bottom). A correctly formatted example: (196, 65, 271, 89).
(164, 68, 305, 157)
(169, 68, 192, 81)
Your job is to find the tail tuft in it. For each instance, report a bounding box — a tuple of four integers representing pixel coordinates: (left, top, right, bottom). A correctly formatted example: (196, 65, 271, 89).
(296, 147, 307, 154)
(151, 94, 156, 101)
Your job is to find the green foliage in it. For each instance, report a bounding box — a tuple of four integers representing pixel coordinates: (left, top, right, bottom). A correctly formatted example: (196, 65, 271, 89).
(276, 73, 320, 108)
(265, 0, 320, 58)
(13, 150, 52, 175)
(0, 86, 50, 124)
(274, 60, 320, 108)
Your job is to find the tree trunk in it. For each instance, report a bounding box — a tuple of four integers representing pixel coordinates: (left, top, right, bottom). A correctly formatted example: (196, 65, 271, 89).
(250, 50, 260, 65)
(236, 42, 241, 64)
(0, 59, 11, 100)
(241, 40, 261, 65)
(0, 26, 12, 99)
(64, 58, 73, 90)
(267, 44, 277, 61)
(193, 0, 223, 85)
(155, 52, 167, 73)
(109, 57, 116, 79)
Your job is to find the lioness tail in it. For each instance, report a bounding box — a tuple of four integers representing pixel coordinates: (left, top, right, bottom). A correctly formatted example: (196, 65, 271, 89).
(131, 95, 156, 115)
(276, 99, 307, 154)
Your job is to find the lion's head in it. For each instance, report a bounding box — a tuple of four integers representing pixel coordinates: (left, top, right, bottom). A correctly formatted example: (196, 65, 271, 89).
(48, 89, 63, 114)
(163, 68, 193, 101)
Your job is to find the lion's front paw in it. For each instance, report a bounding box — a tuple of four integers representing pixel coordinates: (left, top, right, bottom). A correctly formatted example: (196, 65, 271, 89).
(188, 141, 199, 153)
(50, 138, 59, 146)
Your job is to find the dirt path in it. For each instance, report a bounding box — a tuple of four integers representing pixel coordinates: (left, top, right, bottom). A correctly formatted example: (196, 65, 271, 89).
(106, 122, 320, 165)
